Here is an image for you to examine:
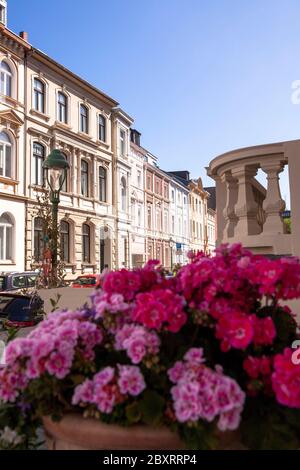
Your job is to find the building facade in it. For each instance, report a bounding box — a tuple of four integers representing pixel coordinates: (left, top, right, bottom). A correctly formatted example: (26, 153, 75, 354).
(0, 3, 216, 276)
(167, 171, 190, 266)
(129, 130, 147, 268)
(144, 153, 171, 270)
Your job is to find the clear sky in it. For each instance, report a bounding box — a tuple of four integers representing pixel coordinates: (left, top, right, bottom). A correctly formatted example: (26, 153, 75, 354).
(8, 0, 300, 203)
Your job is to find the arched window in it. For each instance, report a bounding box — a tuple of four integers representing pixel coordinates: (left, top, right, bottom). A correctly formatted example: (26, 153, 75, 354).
(33, 78, 45, 113)
(0, 131, 12, 178)
(57, 92, 68, 123)
(34, 217, 44, 261)
(82, 223, 90, 263)
(0, 213, 13, 261)
(80, 104, 88, 133)
(98, 115, 106, 142)
(81, 160, 89, 197)
(99, 166, 107, 202)
(33, 142, 45, 186)
(60, 220, 70, 263)
(121, 177, 126, 211)
(0, 61, 12, 97)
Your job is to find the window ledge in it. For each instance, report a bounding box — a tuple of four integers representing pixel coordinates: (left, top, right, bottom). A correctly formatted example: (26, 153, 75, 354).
(78, 132, 93, 140)
(53, 121, 72, 130)
(0, 261, 15, 265)
(96, 139, 109, 148)
(29, 109, 51, 122)
(0, 176, 18, 186)
(0, 94, 23, 107)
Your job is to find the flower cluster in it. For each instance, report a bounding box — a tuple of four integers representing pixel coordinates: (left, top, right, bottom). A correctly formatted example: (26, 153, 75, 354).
(132, 289, 186, 333)
(168, 348, 245, 431)
(115, 325, 160, 364)
(0, 309, 103, 402)
(72, 365, 146, 413)
(271, 348, 300, 408)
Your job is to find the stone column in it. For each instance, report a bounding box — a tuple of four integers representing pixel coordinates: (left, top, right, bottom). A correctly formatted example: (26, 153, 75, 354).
(221, 171, 238, 239)
(231, 165, 261, 236)
(214, 176, 227, 245)
(261, 160, 285, 234)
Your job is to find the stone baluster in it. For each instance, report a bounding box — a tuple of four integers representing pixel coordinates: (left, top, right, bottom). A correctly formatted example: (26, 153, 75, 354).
(231, 165, 261, 236)
(221, 171, 238, 239)
(261, 160, 285, 234)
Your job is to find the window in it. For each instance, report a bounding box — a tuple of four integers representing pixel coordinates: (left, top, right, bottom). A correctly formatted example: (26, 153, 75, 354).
(60, 153, 68, 192)
(60, 220, 70, 263)
(34, 217, 44, 261)
(82, 223, 90, 263)
(80, 104, 88, 133)
(147, 175, 151, 190)
(172, 215, 175, 234)
(0, 213, 13, 261)
(137, 170, 141, 188)
(99, 166, 107, 202)
(33, 78, 45, 113)
(0, 131, 12, 178)
(81, 160, 89, 197)
(0, 61, 12, 97)
(121, 177, 127, 211)
(98, 115, 106, 142)
(147, 205, 152, 229)
(138, 205, 142, 227)
(164, 210, 168, 232)
(12, 276, 26, 289)
(57, 92, 67, 123)
(171, 190, 175, 202)
(33, 142, 45, 186)
(120, 129, 126, 156)
(155, 181, 160, 195)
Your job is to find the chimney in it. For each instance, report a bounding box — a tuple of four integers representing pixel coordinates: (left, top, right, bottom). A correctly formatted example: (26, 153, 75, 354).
(19, 31, 28, 42)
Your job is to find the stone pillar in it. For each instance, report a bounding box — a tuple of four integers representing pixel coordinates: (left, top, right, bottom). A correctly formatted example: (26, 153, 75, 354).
(221, 171, 238, 239)
(261, 160, 285, 234)
(231, 165, 261, 236)
(214, 176, 227, 245)
(285, 141, 300, 258)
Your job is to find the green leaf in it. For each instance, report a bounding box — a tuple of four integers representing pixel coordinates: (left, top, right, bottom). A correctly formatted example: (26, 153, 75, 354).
(138, 391, 165, 426)
(125, 402, 141, 424)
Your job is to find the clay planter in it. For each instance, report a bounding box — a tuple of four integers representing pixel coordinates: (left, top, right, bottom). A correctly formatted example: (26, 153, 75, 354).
(43, 414, 184, 450)
(43, 414, 246, 450)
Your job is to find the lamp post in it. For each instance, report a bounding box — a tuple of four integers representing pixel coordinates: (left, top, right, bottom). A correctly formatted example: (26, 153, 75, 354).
(42, 149, 70, 274)
(169, 237, 174, 272)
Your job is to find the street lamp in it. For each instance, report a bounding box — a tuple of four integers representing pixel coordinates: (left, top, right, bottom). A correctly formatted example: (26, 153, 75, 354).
(42, 149, 70, 273)
(169, 237, 174, 272)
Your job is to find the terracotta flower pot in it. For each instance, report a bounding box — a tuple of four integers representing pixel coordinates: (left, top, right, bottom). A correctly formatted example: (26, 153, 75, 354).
(43, 414, 246, 450)
(43, 414, 185, 450)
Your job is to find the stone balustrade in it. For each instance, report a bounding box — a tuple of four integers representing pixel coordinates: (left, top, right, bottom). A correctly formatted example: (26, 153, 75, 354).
(207, 139, 300, 258)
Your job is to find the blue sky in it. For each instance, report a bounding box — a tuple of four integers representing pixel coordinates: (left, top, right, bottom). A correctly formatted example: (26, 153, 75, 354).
(8, 0, 300, 202)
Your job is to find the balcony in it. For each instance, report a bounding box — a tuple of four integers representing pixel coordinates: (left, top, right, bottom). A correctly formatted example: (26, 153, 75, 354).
(207, 139, 300, 259)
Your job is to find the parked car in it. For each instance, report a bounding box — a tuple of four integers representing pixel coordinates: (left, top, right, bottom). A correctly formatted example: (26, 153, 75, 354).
(0, 271, 39, 292)
(71, 274, 100, 288)
(0, 292, 44, 329)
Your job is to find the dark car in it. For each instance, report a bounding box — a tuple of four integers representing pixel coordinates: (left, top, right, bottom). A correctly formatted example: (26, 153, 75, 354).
(0, 272, 39, 292)
(0, 293, 44, 329)
(71, 274, 100, 288)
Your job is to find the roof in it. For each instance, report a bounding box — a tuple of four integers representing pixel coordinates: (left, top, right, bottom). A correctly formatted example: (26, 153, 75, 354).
(204, 186, 216, 210)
